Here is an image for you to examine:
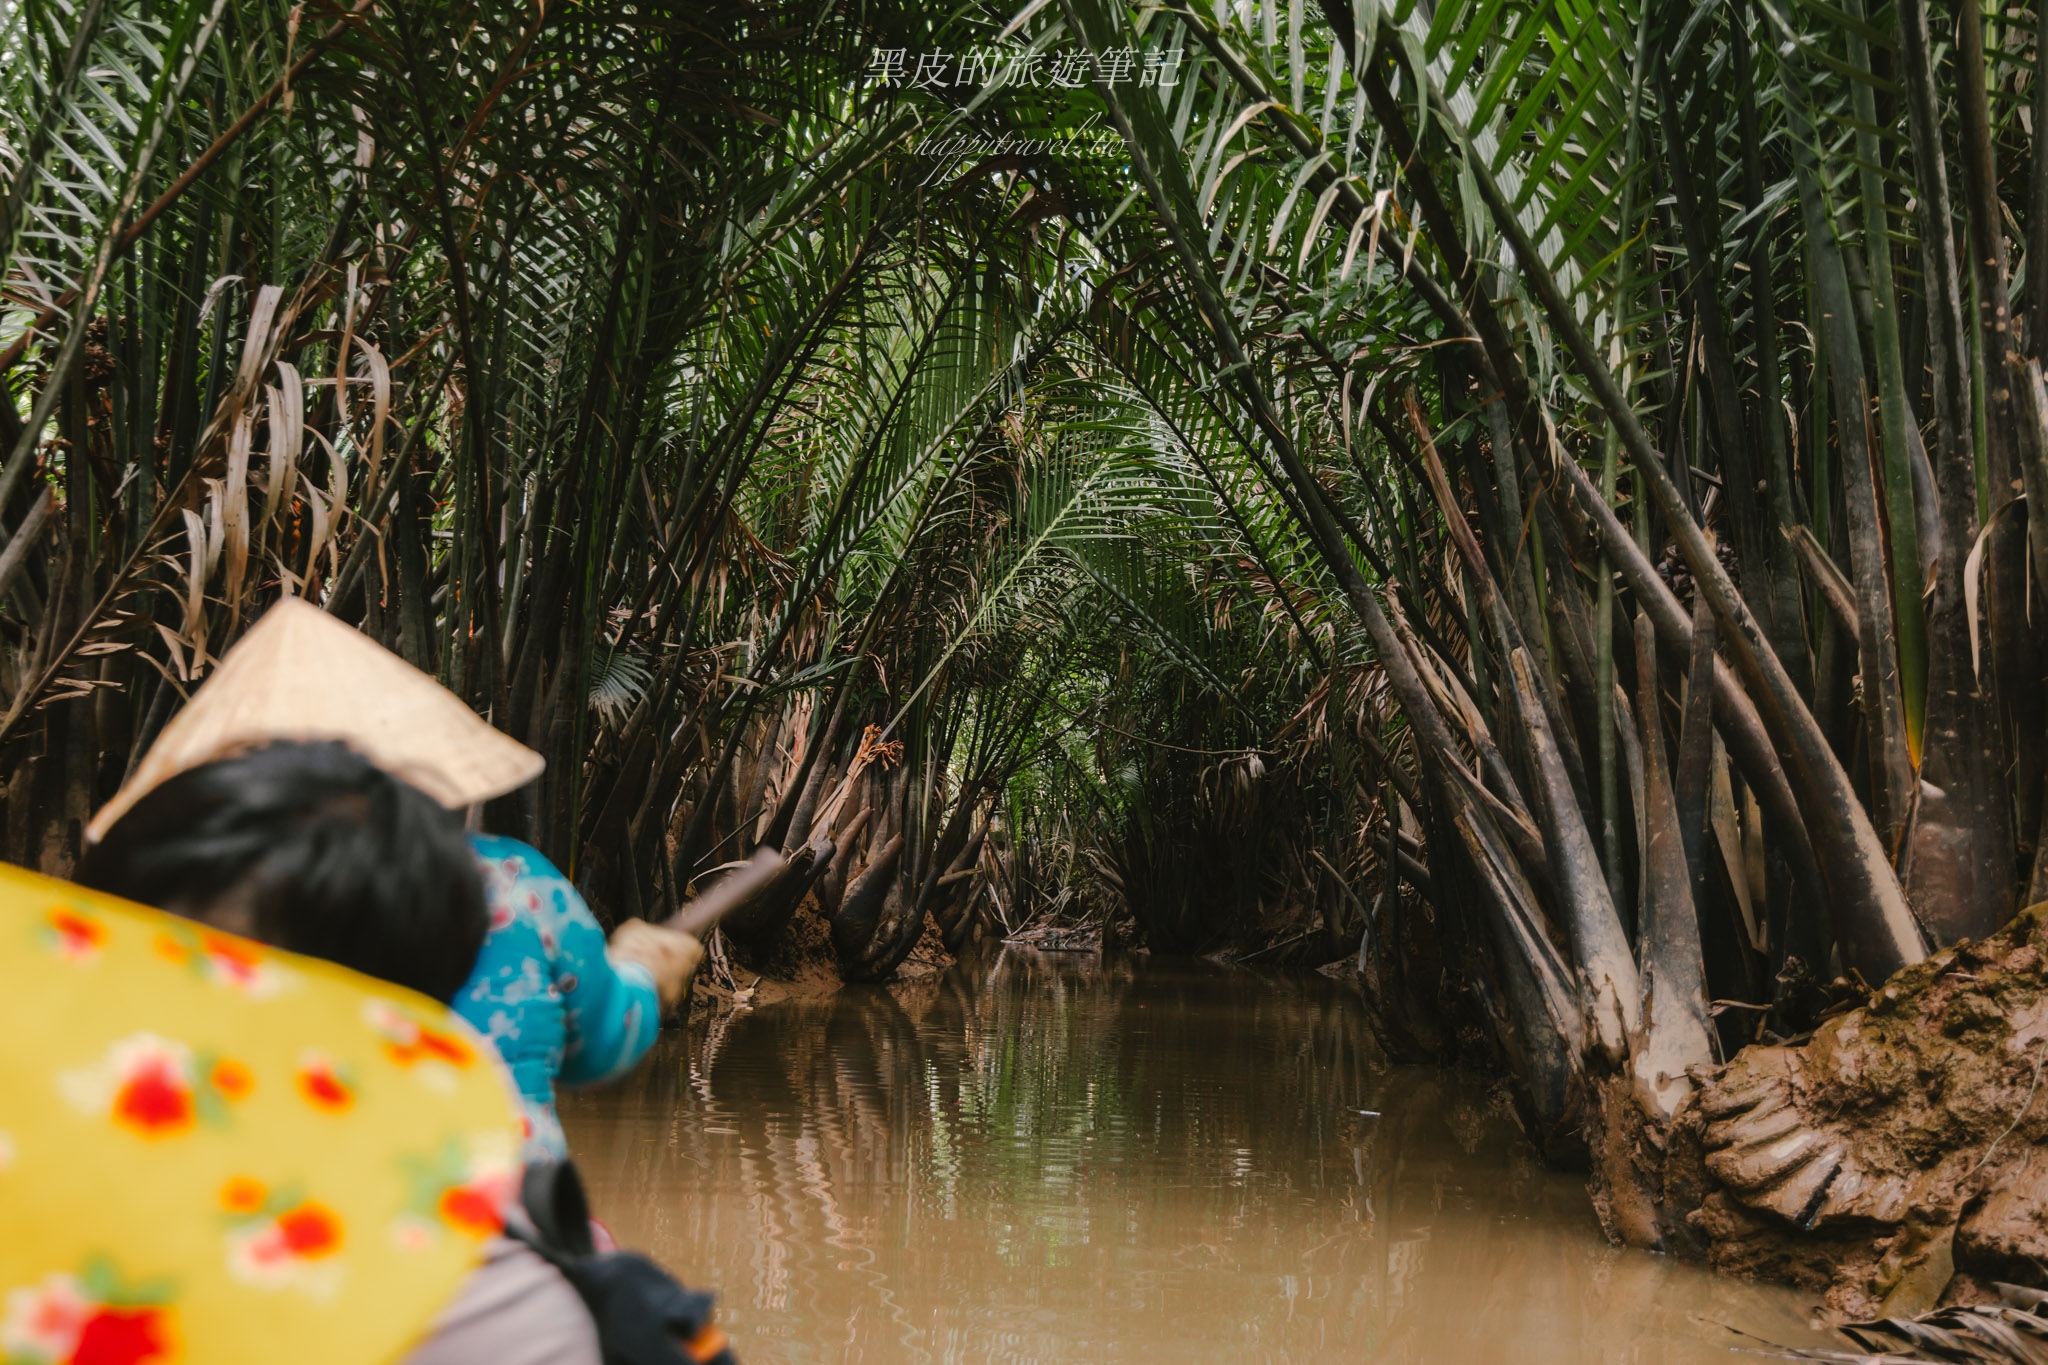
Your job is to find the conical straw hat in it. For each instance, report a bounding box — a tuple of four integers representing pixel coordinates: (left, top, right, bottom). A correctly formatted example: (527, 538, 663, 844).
(88, 597, 543, 841)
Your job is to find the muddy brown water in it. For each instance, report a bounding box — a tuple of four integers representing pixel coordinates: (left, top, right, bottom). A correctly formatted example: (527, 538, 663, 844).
(562, 948, 1831, 1363)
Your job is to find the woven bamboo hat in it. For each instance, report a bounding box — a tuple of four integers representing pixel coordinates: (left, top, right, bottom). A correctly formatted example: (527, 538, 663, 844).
(88, 597, 543, 842)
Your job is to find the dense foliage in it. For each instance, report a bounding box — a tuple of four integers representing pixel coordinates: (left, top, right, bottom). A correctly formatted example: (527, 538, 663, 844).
(7, 0, 2045, 1143)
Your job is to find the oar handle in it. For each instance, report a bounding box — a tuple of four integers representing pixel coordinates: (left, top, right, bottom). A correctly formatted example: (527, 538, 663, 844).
(663, 847, 785, 938)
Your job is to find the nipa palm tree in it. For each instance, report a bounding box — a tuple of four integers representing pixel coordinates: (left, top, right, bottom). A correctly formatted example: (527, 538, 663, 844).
(5, 0, 2046, 1230)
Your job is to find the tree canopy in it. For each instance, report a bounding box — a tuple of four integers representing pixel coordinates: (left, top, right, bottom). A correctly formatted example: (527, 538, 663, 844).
(6, 0, 2046, 1153)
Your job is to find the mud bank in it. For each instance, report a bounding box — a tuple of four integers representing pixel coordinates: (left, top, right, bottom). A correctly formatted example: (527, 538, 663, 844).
(688, 893, 956, 1010)
(1617, 903, 2048, 1319)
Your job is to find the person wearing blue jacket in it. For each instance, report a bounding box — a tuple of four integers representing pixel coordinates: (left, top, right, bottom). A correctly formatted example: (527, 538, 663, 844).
(80, 595, 706, 1165)
(458, 834, 702, 1160)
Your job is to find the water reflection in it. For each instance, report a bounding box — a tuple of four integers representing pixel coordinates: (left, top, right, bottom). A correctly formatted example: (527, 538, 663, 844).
(563, 950, 1825, 1363)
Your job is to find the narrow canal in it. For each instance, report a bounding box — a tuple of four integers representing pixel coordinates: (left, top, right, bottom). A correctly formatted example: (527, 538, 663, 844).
(563, 950, 1826, 1362)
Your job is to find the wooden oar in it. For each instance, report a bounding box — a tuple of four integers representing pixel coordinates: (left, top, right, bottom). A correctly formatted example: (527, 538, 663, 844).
(664, 847, 786, 938)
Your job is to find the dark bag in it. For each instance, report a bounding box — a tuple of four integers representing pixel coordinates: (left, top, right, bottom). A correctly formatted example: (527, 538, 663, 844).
(509, 1159, 737, 1365)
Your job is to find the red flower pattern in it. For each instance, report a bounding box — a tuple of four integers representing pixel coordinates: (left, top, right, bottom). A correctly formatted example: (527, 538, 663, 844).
(296, 1061, 352, 1113)
(275, 1204, 344, 1259)
(2, 1269, 176, 1365)
(62, 1034, 252, 1139)
(435, 1185, 502, 1237)
(111, 1057, 194, 1139)
(47, 909, 107, 963)
(365, 1001, 476, 1069)
(208, 1060, 253, 1101)
(71, 1306, 174, 1365)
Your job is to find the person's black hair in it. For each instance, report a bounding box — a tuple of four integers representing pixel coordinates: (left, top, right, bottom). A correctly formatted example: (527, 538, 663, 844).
(77, 740, 486, 1002)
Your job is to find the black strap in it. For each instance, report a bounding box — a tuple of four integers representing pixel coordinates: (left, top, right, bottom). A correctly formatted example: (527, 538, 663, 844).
(508, 1160, 733, 1365)
(521, 1159, 597, 1258)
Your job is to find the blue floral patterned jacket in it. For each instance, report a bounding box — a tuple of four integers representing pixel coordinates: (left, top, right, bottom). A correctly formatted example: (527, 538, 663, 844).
(455, 834, 660, 1159)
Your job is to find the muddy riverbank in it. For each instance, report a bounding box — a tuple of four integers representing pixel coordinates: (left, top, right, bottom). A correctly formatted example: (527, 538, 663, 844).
(1646, 903, 2048, 1321)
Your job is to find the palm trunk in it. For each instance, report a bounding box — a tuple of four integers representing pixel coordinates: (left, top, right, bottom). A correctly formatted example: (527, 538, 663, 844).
(1631, 611, 1715, 1122)
(1898, 0, 2019, 944)
(1443, 91, 1926, 981)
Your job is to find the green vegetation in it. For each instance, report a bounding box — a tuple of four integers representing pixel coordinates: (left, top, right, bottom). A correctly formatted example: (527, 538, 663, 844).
(5, 0, 2046, 1146)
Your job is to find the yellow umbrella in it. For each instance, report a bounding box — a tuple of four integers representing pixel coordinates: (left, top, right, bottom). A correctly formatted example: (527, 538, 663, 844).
(0, 863, 523, 1365)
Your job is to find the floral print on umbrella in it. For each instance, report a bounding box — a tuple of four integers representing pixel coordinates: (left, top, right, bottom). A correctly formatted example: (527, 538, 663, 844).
(0, 1257, 178, 1365)
(3, 866, 523, 1365)
(362, 1001, 476, 1073)
(42, 909, 107, 965)
(218, 1178, 346, 1299)
(57, 1035, 253, 1139)
(293, 1054, 355, 1115)
(150, 926, 294, 999)
(389, 1137, 516, 1250)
